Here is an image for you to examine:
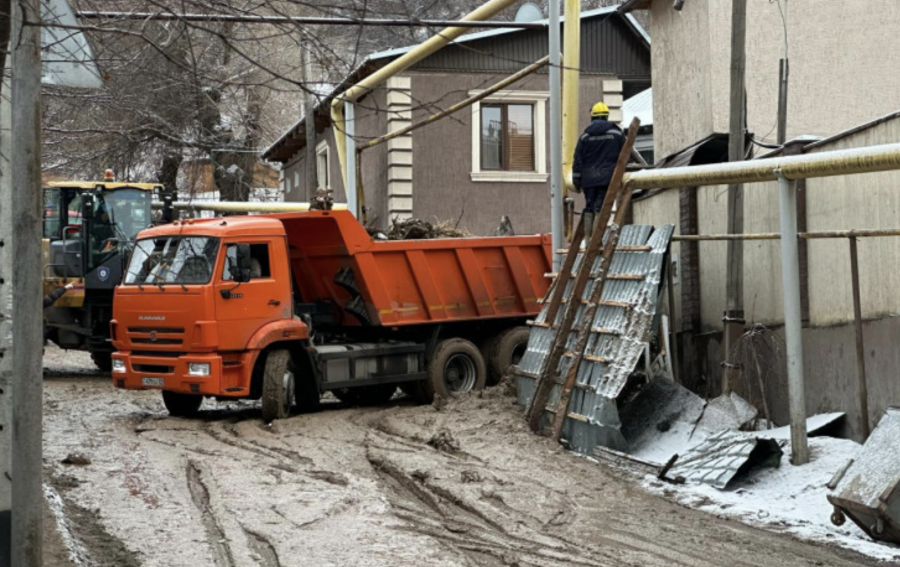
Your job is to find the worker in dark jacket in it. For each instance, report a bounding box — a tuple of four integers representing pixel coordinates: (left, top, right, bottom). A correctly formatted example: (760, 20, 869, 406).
(572, 101, 625, 237)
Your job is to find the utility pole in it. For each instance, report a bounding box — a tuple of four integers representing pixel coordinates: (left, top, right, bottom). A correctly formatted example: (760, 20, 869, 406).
(11, 0, 45, 563)
(0, 71, 11, 567)
(723, 0, 747, 395)
(301, 40, 317, 201)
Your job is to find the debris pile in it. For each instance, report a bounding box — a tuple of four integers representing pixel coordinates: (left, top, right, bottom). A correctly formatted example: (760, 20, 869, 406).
(368, 218, 472, 240)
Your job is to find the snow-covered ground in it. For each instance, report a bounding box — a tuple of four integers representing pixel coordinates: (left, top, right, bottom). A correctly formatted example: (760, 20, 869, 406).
(641, 434, 900, 562)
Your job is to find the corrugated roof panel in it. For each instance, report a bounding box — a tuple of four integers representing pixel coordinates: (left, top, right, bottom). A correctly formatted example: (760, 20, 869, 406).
(516, 223, 674, 454)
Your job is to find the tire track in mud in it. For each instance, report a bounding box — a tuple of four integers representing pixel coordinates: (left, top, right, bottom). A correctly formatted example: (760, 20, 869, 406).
(367, 450, 611, 567)
(186, 460, 236, 567)
(243, 527, 281, 567)
(365, 439, 746, 567)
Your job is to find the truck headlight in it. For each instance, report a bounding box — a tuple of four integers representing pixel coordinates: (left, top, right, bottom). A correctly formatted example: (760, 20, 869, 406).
(112, 359, 126, 373)
(188, 362, 210, 376)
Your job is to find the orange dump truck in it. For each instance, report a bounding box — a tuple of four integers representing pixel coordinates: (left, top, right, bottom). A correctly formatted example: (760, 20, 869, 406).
(111, 210, 551, 420)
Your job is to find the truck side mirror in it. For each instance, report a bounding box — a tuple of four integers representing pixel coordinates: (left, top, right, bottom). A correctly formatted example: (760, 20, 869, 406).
(233, 243, 252, 283)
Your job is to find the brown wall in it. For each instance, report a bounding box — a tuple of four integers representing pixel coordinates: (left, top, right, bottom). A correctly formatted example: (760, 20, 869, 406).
(409, 70, 617, 236)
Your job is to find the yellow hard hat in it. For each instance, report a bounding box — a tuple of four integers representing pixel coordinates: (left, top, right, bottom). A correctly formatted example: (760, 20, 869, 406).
(591, 101, 610, 117)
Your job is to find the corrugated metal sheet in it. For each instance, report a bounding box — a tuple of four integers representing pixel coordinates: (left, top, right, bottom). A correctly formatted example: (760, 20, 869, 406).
(516, 223, 675, 454)
(667, 431, 784, 489)
(623, 87, 652, 127)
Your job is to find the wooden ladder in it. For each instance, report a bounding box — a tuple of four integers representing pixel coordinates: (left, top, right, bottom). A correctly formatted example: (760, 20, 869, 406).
(525, 117, 641, 437)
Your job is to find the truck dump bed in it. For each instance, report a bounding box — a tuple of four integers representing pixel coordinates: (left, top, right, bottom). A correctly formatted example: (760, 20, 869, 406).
(272, 210, 551, 326)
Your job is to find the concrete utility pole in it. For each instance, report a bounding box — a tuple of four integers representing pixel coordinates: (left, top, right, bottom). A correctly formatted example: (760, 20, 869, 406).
(301, 40, 317, 201)
(0, 73, 11, 567)
(722, 0, 747, 395)
(11, 0, 45, 563)
(549, 0, 562, 268)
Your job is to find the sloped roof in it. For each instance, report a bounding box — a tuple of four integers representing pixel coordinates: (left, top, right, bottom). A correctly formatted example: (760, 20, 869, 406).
(263, 7, 650, 164)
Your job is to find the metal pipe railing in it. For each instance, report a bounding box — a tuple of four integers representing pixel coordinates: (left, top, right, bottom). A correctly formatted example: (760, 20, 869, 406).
(152, 201, 348, 213)
(624, 142, 900, 189)
(633, 141, 900, 465)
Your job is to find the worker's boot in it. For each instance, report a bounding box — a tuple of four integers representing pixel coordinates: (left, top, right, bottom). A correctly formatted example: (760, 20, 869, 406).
(583, 212, 595, 240)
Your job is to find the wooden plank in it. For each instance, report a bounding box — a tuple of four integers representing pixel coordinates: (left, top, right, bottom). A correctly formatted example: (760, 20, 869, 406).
(526, 118, 641, 432)
(607, 273, 646, 281)
(548, 118, 641, 442)
(541, 220, 585, 326)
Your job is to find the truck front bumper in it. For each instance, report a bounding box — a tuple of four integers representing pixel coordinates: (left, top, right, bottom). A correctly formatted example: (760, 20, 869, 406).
(111, 351, 251, 397)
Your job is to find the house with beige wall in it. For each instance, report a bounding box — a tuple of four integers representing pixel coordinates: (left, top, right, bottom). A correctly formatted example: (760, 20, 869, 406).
(263, 7, 650, 236)
(622, 0, 900, 440)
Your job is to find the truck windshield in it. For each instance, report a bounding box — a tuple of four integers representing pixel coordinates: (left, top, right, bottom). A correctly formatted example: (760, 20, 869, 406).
(88, 188, 153, 270)
(125, 236, 220, 285)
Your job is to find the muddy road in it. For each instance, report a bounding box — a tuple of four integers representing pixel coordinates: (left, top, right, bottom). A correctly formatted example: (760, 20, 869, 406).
(40, 347, 879, 567)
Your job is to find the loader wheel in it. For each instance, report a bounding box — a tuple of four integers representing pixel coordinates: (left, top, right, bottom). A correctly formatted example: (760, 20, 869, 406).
(408, 338, 486, 404)
(262, 350, 294, 422)
(487, 326, 530, 386)
(91, 351, 113, 373)
(162, 391, 203, 417)
(333, 384, 397, 406)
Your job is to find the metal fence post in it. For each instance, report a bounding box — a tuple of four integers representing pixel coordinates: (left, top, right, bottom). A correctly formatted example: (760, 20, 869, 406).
(848, 236, 871, 439)
(776, 170, 809, 465)
(549, 0, 562, 270)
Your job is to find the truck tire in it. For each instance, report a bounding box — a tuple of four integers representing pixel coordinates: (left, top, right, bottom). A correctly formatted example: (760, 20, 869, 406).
(487, 326, 530, 386)
(91, 351, 113, 372)
(162, 391, 202, 417)
(262, 350, 294, 422)
(333, 384, 396, 406)
(410, 338, 486, 404)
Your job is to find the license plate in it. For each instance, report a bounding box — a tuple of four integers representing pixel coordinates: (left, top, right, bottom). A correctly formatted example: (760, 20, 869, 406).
(142, 377, 165, 388)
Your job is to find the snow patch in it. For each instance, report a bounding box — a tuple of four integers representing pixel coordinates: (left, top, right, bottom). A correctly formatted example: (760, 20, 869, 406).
(642, 436, 900, 562)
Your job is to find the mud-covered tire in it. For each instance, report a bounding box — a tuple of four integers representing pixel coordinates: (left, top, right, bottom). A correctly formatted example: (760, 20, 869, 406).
(262, 350, 294, 422)
(332, 384, 396, 406)
(487, 326, 530, 386)
(91, 351, 113, 372)
(408, 338, 486, 404)
(162, 391, 202, 417)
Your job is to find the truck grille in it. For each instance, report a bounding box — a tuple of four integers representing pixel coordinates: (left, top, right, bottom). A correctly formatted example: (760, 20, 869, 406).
(133, 363, 174, 374)
(127, 327, 185, 346)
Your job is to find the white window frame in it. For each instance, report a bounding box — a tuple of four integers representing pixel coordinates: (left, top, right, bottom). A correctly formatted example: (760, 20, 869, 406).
(316, 140, 330, 190)
(470, 89, 548, 183)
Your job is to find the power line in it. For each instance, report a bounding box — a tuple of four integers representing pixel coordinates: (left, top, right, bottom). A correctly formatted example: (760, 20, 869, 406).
(74, 11, 547, 30)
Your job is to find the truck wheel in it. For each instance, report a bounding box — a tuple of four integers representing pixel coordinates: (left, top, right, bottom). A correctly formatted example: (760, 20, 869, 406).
(162, 391, 203, 417)
(418, 338, 486, 404)
(262, 350, 294, 422)
(487, 326, 531, 386)
(91, 351, 113, 372)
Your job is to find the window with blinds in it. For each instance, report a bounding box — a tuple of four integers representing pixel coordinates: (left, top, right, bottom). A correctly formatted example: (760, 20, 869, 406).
(480, 103, 535, 171)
